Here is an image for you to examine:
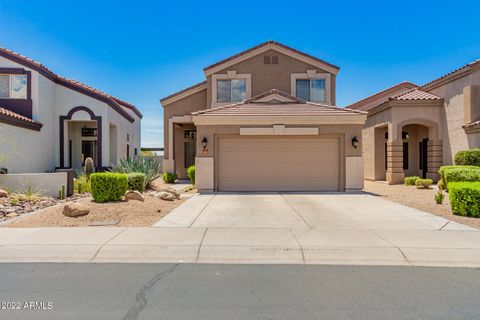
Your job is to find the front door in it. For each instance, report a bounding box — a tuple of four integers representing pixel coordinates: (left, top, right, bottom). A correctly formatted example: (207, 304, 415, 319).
(82, 140, 97, 166)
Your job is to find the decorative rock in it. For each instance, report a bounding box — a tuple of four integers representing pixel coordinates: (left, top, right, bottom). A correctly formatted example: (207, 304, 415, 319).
(0, 189, 8, 198)
(6, 212, 18, 218)
(159, 192, 175, 201)
(63, 203, 90, 217)
(125, 190, 145, 202)
(159, 188, 181, 200)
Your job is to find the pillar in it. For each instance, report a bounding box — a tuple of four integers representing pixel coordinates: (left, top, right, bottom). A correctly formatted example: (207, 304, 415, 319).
(427, 140, 442, 182)
(386, 140, 404, 184)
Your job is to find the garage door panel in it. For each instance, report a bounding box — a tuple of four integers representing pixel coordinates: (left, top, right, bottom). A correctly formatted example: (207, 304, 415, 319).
(217, 137, 341, 192)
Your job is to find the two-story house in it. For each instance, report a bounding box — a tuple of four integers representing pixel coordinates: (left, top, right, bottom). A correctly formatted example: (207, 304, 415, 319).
(161, 41, 366, 192)
(0, 48, 142, 174)
(348, 59, 480, 184)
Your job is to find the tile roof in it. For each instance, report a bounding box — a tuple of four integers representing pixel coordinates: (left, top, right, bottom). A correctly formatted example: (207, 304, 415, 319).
(203, 40, 340, 72)
(422, 59, 480, 90)
(392, 89, 442, 101)
(346, 82, 419, 111)
(0, 47, 142, 119)
(0, 106, 43, 131)
(463, 120, 480, 129)
(160, 81, 207, 103)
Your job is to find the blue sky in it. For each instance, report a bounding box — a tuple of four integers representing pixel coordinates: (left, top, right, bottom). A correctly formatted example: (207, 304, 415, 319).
(1, 0, 479, 147)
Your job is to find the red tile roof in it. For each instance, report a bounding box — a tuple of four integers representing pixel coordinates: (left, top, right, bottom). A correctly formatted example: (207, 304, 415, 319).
(0, 106, 43, 131)
(203, 40, 340, 72)
(422, 59, 480, 90)
(0, 47, 142, 119)
(392, 89, 442, 101)
(346, 82, 419, 111)
(463, 120, 480, 129)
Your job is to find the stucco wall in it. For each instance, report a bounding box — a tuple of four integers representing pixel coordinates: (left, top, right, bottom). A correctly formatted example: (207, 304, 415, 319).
(427, 67, 480, 163)
(206, 49, 336, 106)
(0, 172, 67, 197)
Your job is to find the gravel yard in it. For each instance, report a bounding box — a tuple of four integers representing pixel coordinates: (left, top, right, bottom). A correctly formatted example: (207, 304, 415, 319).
(363, 180, 480, 229)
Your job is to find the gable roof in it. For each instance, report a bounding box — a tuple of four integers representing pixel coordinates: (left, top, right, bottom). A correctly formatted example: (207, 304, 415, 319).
(421, 59, 480, 91)
(203, 41, 340, 76)
(0, 47, 142, 120)
(0, 106, 43, 131)
(347, 82, 419, 111)
(192, 89, 365, 116)
(160, 81, 207, 106)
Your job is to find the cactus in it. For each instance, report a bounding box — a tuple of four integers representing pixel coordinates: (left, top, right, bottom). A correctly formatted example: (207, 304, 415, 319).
(85, 157, 94, 180)
(58, 185, 66, 200)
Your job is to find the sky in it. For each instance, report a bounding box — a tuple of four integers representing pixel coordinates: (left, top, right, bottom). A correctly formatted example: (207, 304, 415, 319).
(1, 0, 479, 147)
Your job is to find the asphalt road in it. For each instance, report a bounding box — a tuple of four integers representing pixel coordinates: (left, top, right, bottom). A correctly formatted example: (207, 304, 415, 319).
(0, 263, 479, 320)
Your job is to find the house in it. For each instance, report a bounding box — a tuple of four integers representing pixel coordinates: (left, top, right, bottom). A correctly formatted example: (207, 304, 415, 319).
(0, 48, 142, 174)
(161, 41, 366, 192)
(348, 59, 480, 184)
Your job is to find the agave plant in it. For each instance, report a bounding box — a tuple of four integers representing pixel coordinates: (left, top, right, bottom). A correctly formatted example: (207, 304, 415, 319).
(110, 157, 162, 189)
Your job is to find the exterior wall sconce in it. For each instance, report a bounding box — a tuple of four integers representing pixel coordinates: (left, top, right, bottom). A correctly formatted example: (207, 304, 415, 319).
(201, 137, 208, 154)
(402, 131, 409, 140)
(352, 136, 359, 149)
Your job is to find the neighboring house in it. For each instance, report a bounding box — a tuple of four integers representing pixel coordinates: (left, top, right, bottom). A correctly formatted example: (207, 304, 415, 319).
(0, 48, 142, 173)
(348, 59, 480, 184)
(161, 41, 366, 192)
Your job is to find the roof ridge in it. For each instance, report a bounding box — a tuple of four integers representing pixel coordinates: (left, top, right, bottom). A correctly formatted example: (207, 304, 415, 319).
(421, 58, 480, 90)
(347, 81, 419, 109)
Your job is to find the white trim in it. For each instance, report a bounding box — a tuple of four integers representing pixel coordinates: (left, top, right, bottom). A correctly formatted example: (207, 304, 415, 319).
(253, 93, 297, 103)
(240, 125, 319, 135)
(204, 43, 339, 76)
(193, 114, 367, 126)
(211, 72, 251, 107)
(291, 71, 332, 105)
(160, 83, 207, 106)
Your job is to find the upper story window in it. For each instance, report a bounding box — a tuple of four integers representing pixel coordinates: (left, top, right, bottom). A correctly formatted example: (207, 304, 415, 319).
(217, 79, 246, 103)
(0, 74, 27, 99)
(291, 70, 331, 105)
(296, 79, 326, 102)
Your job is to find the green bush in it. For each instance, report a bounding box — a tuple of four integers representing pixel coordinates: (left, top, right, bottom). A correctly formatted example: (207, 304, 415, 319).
(187, 165, 195, 185)
(404, 176, 420, 186)
(127, 172, 145, 192)
(74, 175, 91, 194)
(435, 190, 445, 204)
(415, 178, 433, 189)
(162, 172, 177, 184)
(111, 157, 162, 189)
(90, 172, 128, 203)
(454, 149, 480, 166)
(448, 182, 480, 217)
(437, 180, 445, 191)
(438, 165, 480, 187)
(443, 167, 480, 187)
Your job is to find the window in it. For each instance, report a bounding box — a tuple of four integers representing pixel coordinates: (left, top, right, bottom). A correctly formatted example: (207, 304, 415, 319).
(403, 142, 409, 170)
(264, 56, 271, 64)
(295, 79, 326, 102)
(217, 79, 246, 103)
(271, 56, 278, 64)
(0, 74, 27, 99)
(184, 142, 195, 168)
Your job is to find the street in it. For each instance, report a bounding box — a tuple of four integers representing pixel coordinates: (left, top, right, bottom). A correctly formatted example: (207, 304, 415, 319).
(0, 263, 479, 320)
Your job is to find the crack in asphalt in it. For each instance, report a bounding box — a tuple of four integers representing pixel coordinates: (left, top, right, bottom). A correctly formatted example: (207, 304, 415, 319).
(120, 263, 179, 320)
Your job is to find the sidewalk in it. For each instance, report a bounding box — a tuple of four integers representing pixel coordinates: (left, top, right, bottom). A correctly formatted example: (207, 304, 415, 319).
(1, 226, 480, 267)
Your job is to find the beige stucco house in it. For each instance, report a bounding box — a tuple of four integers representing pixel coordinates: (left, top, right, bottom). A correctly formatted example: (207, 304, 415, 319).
(161, 41, 366, 192)
(348, 59, 480, 184)
(0, 48, 142, 173)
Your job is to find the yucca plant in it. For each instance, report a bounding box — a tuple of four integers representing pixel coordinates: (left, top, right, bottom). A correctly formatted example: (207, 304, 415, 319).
(110, 157, 162, 189)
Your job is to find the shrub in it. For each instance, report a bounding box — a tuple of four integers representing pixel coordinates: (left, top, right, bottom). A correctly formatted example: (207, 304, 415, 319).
(187, 165, 195, 185)
(127, 172, 145, 192)
(74, 175, 91, 194)
(437, 180, 445, 191)
(404, 176, 420, 186)
(435, 190, 445, 204)
(454, 149, 480, 166)
(162, 172, 177, 184)
(448, 182, 480, 217)
(415, 178, 433, 189)
(443, 167, 480, 187)
(111, 157, 162, 189)
(438, 165, 480, 187)
(90, 172, 128, 203)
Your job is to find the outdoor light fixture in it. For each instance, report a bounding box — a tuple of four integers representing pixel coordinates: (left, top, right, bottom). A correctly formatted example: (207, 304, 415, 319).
(201, 137, 208, 153)
(352, 136, 359, 149)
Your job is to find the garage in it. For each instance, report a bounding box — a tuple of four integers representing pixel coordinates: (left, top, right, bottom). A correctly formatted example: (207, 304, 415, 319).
(217, 136, 341, 192)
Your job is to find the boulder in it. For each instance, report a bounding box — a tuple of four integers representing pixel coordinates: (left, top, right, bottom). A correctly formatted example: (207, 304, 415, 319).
(63, 203, 90, 217)
(159, 188, 181, 200)
(159, 192, 175, 201)
(0, 189, 8, 198)
(125, 190, 145, 202)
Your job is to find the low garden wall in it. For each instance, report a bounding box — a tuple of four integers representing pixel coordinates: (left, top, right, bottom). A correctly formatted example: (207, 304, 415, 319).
(0, 172, 68, 197)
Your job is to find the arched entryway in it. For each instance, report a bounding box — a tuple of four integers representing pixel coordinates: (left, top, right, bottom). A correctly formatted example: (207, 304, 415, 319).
(59, 106, 102, 170)
(384, 119, 442, 184)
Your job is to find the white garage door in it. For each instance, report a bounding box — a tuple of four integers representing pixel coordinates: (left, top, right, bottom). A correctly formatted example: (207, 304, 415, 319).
(217, 137, 341, 192)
